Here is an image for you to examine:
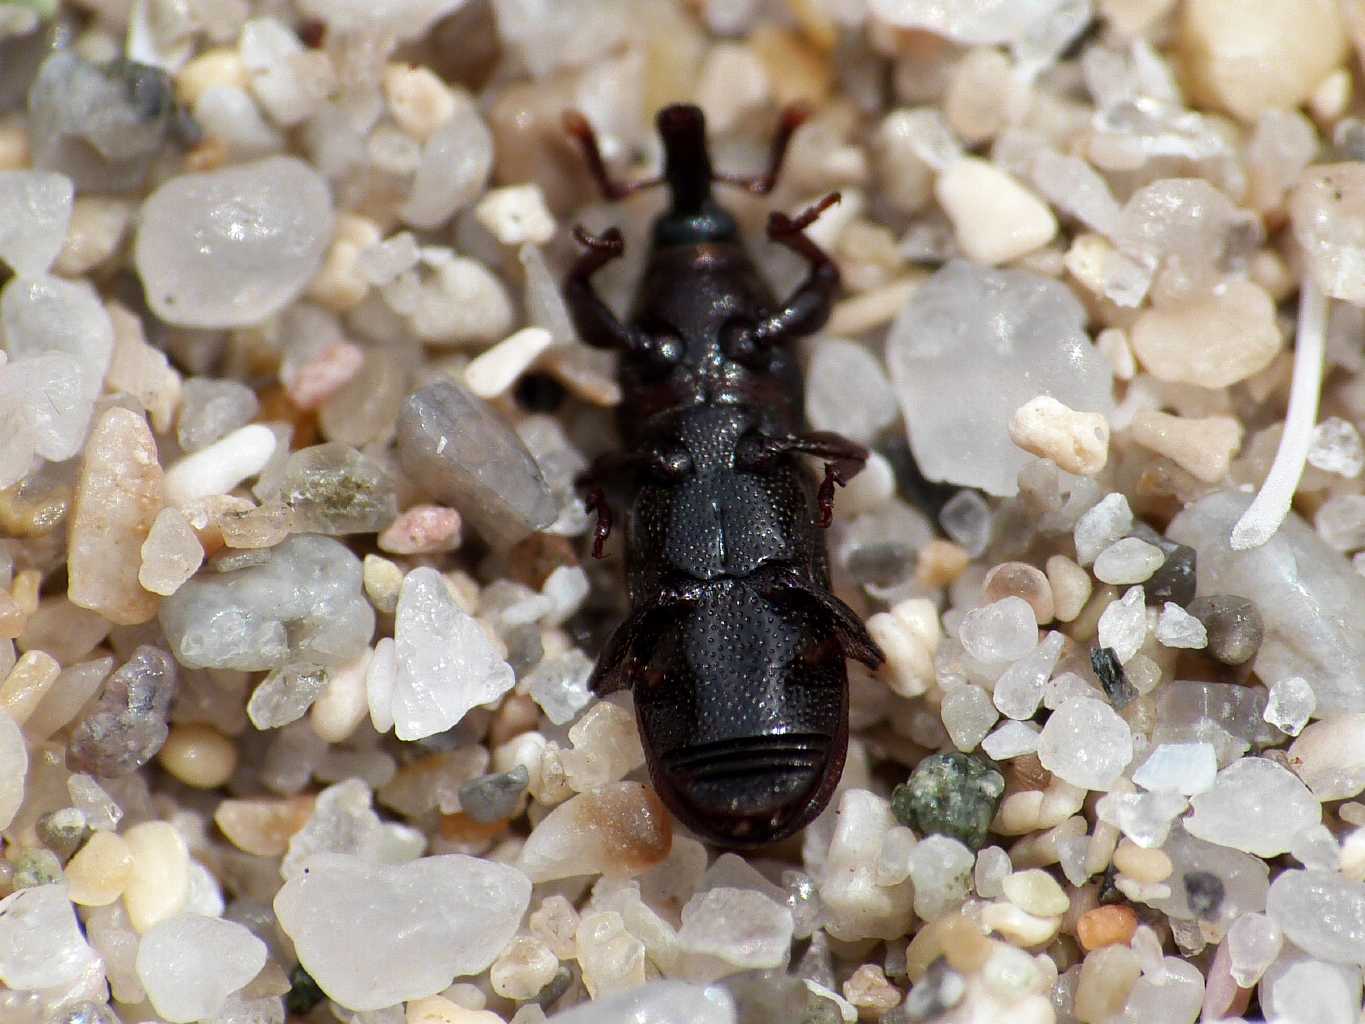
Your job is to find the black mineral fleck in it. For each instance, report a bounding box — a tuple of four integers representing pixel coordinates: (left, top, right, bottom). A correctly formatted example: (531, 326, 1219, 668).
(1091, 646, 1136, 708)
(1130, 523, 1197, 607)
(286, 964, 325, 1015)
(1183, 869, 1225, 920)
(902, 958, 966, 1022)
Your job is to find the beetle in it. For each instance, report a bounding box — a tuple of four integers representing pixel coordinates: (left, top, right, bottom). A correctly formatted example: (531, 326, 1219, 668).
(562, 104, 885, 847)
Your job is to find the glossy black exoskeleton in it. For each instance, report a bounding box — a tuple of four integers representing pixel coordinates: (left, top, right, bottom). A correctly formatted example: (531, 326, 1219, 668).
(564, 105, 885, 847)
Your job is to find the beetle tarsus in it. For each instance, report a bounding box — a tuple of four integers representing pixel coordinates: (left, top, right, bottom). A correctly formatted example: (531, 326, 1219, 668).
(817, 463, 842, 528)
(584, 486, 611, 559)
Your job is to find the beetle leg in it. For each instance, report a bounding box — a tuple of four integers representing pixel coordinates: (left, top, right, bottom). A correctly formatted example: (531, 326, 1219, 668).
(738, 429, 868, 525)
(583, 486, 612, 559)
(754, 565, 885, 668)
(565, 225, 643, 352)
(563, 110, 661, 200)
(715, 103, 810, 195)
(748, 430, 868, 484)
(748, 193, 841, 346)
(816, 463, 841, 528)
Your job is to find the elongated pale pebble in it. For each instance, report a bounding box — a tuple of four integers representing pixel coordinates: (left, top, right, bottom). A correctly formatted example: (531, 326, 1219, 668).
(139, 507, 204, 596)
(66, 830, 134, 906)
(122, 821, 191, 932)
(464, 326, 554, 398)
(980, 901, 1060, 945)
(935, 158, 1057, 265)
(67, 407, 164, 625)
(1129, 410, 1241, 483)
(214, 795, 314, 857)
(1093, 538, 1165, 585)
(366, 637, 397, 733)
(1001, 869, 1070, 916)
(164, 424, 277, 505)
(310, 649, 372, 743)
(0, 650, 60, 724)
(406, 994, 504, 1024)
(1009, 396, 1109, 476)
(474, 185, 556, 246)
(1046, 555, 1092, 623)
(157, 723, 237, 788)
(0, 711, 27, 830)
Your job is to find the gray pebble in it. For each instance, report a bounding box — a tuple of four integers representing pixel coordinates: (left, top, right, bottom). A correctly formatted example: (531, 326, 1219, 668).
(66, 645, 176, 778)
(397, 380, 557, 548)
(1129, 522, 1197, 606)
(458, 764, 530, 823)
(1187, 595, 1264, 666)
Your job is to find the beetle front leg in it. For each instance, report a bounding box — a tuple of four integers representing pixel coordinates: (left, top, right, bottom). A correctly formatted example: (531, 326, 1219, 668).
(565, 225, 641, 351)
(751, 193, 841, 345)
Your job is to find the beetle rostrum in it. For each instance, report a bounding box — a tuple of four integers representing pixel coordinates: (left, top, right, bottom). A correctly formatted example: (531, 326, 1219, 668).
(564, 103, 885, 848)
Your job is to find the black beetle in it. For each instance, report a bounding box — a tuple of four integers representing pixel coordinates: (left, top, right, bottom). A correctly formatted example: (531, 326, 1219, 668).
(563, 104, 885, 847)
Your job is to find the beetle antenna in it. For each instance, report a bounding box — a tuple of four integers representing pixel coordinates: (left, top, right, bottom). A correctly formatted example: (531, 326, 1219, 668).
(716, 104, 810, 195)
(563, 109, 662, 201)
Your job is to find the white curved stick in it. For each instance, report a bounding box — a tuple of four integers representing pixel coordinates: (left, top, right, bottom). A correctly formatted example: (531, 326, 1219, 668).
(1230, 275, 1329, 550)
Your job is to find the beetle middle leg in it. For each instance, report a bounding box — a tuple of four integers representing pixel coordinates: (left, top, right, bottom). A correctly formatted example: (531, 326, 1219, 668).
(583, 486, 612, 559)
(738, 430, 869, 527)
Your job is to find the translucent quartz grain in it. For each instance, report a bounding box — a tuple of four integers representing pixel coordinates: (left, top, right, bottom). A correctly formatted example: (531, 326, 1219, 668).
(887, 260, 1113, 496)
(1097, 586, 1147, 663)
(804, 338, 900, 445)
(28, 53, 178, 191)
(176, 378, 260, 452)
(1264, 677, 1316, 737)
(0, 883, 100, 989)
(160, 534, 373, 672)
(517, 782, 672, 882)
(545, 981, 734, 1024)
(0, 169, 72, 276)
(135, 915, 267, 1024)
(396, 380, 556, 547)
(1037, 696, 1133, 790)
(138, 508, 204, 597)
(1186, 758, 1320, 857)
(1266, 869, 1365, 966)
(391, 567, 514, 741)
(1168, 490, 1365, 714)
(1292, 163, 1365, 306)
(676, 887, 794, 983)
(957, 597, 1038, 663)
(1074, 493, 1133, 566)
(1093, 538, 1164, 585)
(274, 852, 530, 1011)
(134, 156, 333, 328)
(279, 443, 398, 536)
